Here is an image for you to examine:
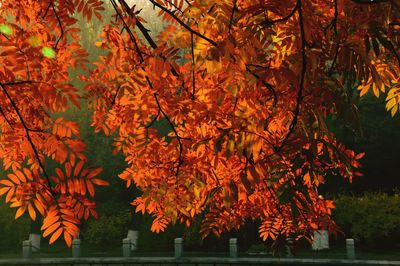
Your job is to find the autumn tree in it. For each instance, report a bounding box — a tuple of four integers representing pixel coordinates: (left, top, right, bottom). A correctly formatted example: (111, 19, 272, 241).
(1, 0, 399, 248)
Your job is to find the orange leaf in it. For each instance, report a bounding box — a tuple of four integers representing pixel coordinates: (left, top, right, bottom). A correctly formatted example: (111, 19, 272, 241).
(74, 160, 85, 177)
(65, 162, 72, 177)
(43, 221, 61, 237)
(49, 227, 63, 244)
(91, 179, 109, 186)
(64, 231, 72, 247)
(42, 214, 60, 230)
(56, 168, 65, 180)
(28, 204, 36, 220)
(23, 168, 33, 181)
(0, 187, 10, 196)
(5, 187, 15, 203)
(86, 167, 103, 179)
(7, 174, 20, 184)
(14, 170, 26, 183)
(0, 179, 14, 187)
(15, 205, 26, 219)
(86, 180, 95, 197)
(33, 199, 45, 215)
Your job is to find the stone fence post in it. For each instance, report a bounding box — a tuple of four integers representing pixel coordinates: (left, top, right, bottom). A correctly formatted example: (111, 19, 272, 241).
(72, 239, 81, 258)
(286, 238, 294, 258)
(346, 238, 355, 259)
(22, 240, 32, 258)
(174, 238, 183, 258)
(229, 238, 237, 257)
(123, 238, 131, 257)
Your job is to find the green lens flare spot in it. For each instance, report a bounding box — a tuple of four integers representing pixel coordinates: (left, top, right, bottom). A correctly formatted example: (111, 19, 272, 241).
(0, 24, 12, 36)
(42, 46, 56, 59)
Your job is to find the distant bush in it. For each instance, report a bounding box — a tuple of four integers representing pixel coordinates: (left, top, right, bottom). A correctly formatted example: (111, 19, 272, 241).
(136, 214, 184, 252)
(84, 211, 131, 247)
(334, 192, 400, 247)
(0, 201, 30, 251)
(83, 201, 131, 247)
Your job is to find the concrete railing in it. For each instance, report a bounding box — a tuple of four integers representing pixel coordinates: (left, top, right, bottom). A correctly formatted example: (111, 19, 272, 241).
(3, 257, 400, 266)
(20, 236, 362, 262)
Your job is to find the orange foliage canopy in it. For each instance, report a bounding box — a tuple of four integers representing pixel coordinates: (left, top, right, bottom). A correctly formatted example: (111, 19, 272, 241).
(0, 0, 399, 246)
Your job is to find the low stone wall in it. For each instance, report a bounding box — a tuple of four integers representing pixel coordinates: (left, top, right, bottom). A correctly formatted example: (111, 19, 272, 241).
(0, 257, 400, 266)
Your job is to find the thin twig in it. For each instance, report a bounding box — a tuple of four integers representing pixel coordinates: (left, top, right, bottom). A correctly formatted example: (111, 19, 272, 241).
(148, 0, 218, 46)
(191, 32, 195, 100)
(276, 0, 306, 151)
(50, 1, 64, 49)
(228, 0, 237, 33)
(153, 93, 184, 177)
(261, 1, 299, 27)
(246, 66, 278, 107)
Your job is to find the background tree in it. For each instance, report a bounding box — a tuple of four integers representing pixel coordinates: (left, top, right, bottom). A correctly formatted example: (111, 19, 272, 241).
(0, 0, 399, 248)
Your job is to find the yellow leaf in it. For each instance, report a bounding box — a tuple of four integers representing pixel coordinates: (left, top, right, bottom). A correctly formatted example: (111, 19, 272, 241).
(386, 98, 397, 110)
(372, 83, 379, 97)
(391, 104, 398, 117)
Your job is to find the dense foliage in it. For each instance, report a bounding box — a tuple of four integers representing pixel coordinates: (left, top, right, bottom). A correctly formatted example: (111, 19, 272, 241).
(334, 193, 400, 247)
(0, 0, 399, 248)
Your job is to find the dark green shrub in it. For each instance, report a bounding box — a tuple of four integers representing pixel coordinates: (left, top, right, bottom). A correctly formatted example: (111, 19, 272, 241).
(334, 192, 400, 248)
(84, 211, 131, 247)
(136, 214, 184, 252)
(0, 201, 30, 251)
(83, 201, 131, 247)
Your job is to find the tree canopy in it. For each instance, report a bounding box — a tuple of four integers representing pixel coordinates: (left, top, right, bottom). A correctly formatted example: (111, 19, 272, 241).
(0, 0, 399, 247)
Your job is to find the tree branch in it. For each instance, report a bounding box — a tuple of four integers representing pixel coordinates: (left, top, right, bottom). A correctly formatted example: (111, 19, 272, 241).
(261, 1, 299, 27)
(50, 0, 64, 49)
(276, 0, 306, 151)
(246, 66, 278, 107)
(191, 32, 196, 100)
(153, 93, 184, 177)
(326, 0, 339, 74)
(110, 0, 145, 62)
(118, 0, 182, 79)
(228, 0, 237, 33)
(350, 0, 390, 4)
(148, 0, 218, 46)
(0, 83, 54, 196)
